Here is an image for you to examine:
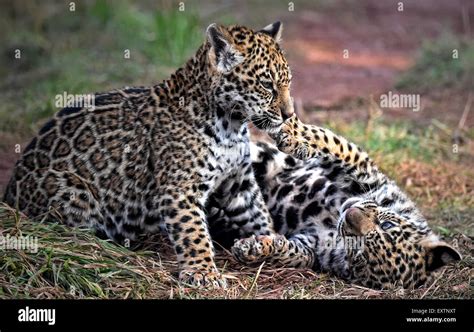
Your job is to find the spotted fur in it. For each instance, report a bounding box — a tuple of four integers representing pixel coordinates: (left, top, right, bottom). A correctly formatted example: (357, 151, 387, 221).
(3, 22, 295, 288)
(232, 115, 462, 289)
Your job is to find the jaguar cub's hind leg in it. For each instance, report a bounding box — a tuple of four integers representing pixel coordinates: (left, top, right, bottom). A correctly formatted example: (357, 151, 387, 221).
(232, 234, 315, 269)
(223, 172, 276, 239)
(207, 164, 276, 247)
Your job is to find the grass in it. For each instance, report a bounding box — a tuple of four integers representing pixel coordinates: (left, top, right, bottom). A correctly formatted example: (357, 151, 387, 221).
(0, 1, 203, 135)
(0, 202, 471, 299)
(327, 120, 440, 162)
(0, 204, 176, 299)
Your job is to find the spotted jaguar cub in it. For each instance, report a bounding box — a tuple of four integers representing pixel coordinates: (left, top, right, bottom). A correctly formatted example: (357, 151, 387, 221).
(232, 116, 461, 289)
(4, 22, 295, 287)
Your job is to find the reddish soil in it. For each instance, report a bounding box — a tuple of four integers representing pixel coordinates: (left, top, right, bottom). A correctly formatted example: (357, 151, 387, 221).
(281, 0, 472, 126)
(284, 0, 469, 103)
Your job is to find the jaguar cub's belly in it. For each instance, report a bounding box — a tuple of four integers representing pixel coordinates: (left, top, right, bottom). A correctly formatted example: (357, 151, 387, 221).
(264, 164, 349, 235)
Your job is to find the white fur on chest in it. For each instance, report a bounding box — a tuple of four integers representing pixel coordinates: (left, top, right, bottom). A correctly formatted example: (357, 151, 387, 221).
(203, 121, 251, 183)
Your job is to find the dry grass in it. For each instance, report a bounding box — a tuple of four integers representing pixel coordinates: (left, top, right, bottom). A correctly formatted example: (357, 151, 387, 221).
(0, 202, 471, 299)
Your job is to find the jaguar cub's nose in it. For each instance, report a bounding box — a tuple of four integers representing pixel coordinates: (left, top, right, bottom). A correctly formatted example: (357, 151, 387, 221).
(280, 103, 294, 121)
(280, 107, 291, 121)
(346, 207, 364, 225)
(344, 207, 366, 235)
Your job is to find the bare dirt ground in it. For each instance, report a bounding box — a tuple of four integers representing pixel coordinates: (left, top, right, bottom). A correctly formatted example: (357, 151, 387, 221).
(282, 0, 472, 126)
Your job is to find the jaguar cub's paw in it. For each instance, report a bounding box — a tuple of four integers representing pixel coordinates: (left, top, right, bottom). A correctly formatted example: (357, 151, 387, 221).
(179, 268, 227, 288)
(232, 234, 288, 265)
(271, 117, 312, 160)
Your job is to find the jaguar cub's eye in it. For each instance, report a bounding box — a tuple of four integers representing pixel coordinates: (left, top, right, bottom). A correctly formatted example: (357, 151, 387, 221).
(260, 80, 273, 91)
(380, 221, 396, 231)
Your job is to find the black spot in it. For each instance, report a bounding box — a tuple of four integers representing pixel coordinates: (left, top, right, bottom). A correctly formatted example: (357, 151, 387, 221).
(230, 182, 239, 194)
(399, 264, 406, 273)
(347, 180, 370, 195)
(240, 179, 251, 192)
(308, 178, 326, 199)
(57, 107, 81, 117)
(277, 184, 293, 200)
(271, 206, 284, 233)
(24, 137, 37, 153)
(144, 215, 160, 225)
(124, 87, 147, 94)
(127, 207, 142, 221)
(180, 215, 192, 223)
(203, 124, 220, 144)
(216, 107, 225, 118)
(222, 120, 229, 130)
(380, 198, 394, 206)
(183, 237, 191, 247)
(286, 207, 298, 229)
(293, 193, 306, 204)
(285, 155, 296, 167)
(227, 202, 251, 217)
(322, 217, 335, 228)
(122, 222, 142, 234)
(198, 183, 209, 192)
(325, 184, 338, 196)
(39, 119, 56, 135)
(302, 201, 322, 220)
(168, 208, 178, 219)
(326, 166, 342, 181)
(295, 174, 311, 185)
(230, 112, 244, 121)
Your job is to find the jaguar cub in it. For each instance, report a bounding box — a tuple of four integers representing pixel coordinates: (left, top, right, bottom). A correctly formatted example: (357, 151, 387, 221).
(4, 22, 295, 287)
(232, 116, 461, 289)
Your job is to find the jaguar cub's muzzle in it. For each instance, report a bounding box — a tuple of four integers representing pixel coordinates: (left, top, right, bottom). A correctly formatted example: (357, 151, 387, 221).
(338, 198, 377, 236)
(279, 96, 294, 121)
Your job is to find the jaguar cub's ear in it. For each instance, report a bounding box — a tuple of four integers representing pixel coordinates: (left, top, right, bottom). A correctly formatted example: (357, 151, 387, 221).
(259, 21, 283, 43)
(422, 238, 461, 272)
(206, 23, 244, 73)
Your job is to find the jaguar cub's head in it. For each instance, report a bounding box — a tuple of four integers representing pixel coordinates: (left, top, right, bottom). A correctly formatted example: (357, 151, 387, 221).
(338, 197, 461, 289)
(206, 22, 293, 129)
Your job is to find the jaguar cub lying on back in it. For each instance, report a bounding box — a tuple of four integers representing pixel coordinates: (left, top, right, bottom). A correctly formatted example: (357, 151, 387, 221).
(4, 22, 294, 287)
(231, 116, 461, 289)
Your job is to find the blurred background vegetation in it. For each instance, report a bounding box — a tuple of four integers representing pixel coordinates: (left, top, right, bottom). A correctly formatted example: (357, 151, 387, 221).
(1, 0, 206, 133)
(0, 0, 472, 299)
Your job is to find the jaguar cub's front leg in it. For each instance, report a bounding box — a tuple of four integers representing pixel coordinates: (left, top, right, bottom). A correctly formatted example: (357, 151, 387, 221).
(232, 234, 315, 269)
(270, 115, 377, 171)
(162, 190, 226, 288)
